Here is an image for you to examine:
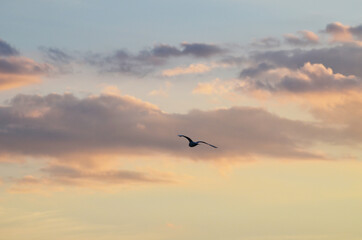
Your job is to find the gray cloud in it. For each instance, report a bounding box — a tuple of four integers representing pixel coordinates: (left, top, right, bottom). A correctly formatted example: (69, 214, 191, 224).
(40, 47, 73, 65)
(84, 43, 226, 75)
(151, 44, 182, 57)
(180, 43, 225, 57)
(0, 58, 50, 75)
(0, 38, 19, 56)
(350, 25, 362, 38)
(251, 37, 281, 48)
(250, 45, 362, 78)
(151, 43, 226, 58)
(0, 93, 348, 162)
(240, 62, 275, 78)
(85, 50, 157, 76)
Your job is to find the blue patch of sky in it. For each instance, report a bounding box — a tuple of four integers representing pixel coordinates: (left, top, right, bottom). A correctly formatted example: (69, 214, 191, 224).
(0, 0, 361, 54)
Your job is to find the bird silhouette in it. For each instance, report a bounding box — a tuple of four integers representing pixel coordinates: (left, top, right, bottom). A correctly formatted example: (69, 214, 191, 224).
(178, 135, 217, 148)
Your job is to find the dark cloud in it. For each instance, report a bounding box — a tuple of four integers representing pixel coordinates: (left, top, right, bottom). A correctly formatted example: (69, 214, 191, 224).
(0, 38, 19, 56)
(145, 43, 225, 59)
(180, 43, 225, 57)
(0, 93, 348, 162)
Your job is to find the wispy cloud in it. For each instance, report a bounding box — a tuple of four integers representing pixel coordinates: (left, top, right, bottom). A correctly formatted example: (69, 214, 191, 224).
(251, 37, 281, 48)
(83, 42, 227, 76)
(11, 164, 174, 191)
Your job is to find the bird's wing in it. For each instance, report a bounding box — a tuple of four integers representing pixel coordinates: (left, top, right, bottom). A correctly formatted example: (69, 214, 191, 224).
(197, 141, 218, 148)
(178, 135, 193, 143)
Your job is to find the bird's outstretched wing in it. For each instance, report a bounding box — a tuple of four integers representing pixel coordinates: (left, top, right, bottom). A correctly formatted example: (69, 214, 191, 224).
(178, 135, 193, 143)
(197, 141, 218, 148)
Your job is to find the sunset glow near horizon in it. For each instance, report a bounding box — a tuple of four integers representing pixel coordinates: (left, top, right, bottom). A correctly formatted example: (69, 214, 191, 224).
(1, 1, 362, 239)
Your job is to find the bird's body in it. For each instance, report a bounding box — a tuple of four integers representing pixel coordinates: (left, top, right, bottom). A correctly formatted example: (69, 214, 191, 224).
(178, 135, 217, 148)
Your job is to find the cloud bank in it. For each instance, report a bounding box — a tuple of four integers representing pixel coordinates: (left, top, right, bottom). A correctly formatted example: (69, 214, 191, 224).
(0, 92, 351, 164)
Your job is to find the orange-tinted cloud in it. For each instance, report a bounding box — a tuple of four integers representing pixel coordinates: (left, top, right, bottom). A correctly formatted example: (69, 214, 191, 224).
(324, 22, 362, 45)
(240, 62, 360, 94)
(0, 39, 51, 90)
(284, 30, 319, 46)
(162, 63, 212, 77)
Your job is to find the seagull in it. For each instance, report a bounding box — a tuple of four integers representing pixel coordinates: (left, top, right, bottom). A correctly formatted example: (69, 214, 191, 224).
(178, 135, 217, 148)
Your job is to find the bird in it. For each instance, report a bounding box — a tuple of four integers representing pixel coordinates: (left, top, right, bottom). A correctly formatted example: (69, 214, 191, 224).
(178, 135, 217, 148)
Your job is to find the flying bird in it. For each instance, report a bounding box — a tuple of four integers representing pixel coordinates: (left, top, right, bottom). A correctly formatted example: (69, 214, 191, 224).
(178, 135, 217, 148)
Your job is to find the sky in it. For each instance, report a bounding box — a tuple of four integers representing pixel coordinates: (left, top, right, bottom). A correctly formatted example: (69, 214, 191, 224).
(1, 0, 362, 239)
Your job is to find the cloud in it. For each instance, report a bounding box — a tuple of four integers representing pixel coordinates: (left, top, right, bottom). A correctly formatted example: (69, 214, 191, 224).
(180, 42, 225, 57)
(11, 164, 173, 191)
(83, 42, 226, 76)
(240, 62, 275, 78)
(162, 63, 217, 77)
(0, 38, 51, 90)
(0, 38, 19, 56)
(240, 62, 360, 94)
(284, 30, 319, 46)
(40, 47, 73, 65)
(151, 43, 225, 58)
(0, 57, 51, 91)
(0, 57, 50, 75)
(323, 22, 362, 46)
(251, 37, 281, 48)
(0, 92, 351, 163)
(249, 45, 362, 78)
